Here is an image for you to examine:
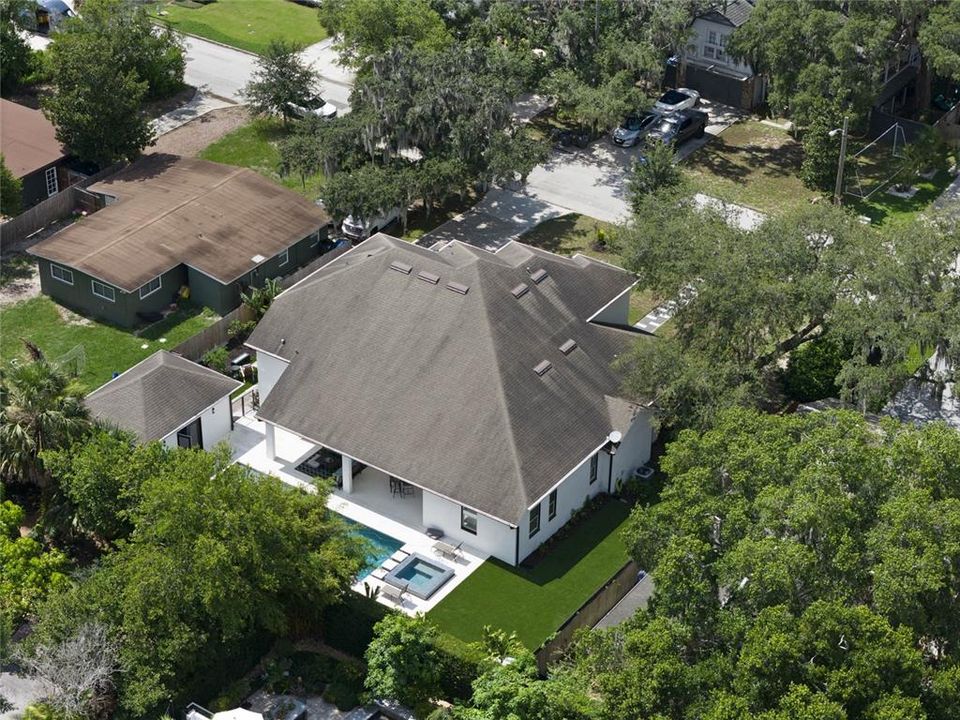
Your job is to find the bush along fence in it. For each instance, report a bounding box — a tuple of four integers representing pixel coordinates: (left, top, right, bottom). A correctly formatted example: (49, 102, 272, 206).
(534, 558, 642, 675)
(0, 162, 126, 252)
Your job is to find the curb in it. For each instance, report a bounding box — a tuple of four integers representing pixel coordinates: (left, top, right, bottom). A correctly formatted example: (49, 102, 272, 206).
(150, 21, 262, 58)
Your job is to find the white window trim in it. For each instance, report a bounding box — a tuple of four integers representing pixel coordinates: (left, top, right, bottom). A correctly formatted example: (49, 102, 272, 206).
(278, 249, 289, 267)
(45, 167, 59, 197)
(529, 503, 541, 538)
(708, 30, 718, 44)
(548, 489, 557, 520)
(91, 279, 116, 302)
(704, 45, 715, 58)
(461, 506, 478, 535)
(138, 275, 162, 299)
(50, 263, 73, 286)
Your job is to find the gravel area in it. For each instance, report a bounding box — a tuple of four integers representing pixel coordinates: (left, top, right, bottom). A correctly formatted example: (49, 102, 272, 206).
(150, 105, 250, 157)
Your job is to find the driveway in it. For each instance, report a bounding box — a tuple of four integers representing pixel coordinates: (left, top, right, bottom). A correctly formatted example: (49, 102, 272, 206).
(418, 188, 566, 251)
(523, 99, 744, 224)
(0, 667, 44, 720)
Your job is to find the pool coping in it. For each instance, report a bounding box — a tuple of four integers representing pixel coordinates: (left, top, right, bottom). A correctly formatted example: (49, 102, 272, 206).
(384, 552, 455, 600)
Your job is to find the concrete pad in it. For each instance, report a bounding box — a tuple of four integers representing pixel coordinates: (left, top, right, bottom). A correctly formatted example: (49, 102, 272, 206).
(151, 93, 234, 137)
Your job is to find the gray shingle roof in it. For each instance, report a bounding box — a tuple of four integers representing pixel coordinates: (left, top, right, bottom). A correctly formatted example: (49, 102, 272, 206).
(248, 235, 648, 524)
(86, 351, 241, 442)
(701, 0, 755, 27)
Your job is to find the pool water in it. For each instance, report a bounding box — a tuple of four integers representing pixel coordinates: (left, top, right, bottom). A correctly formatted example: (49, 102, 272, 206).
(395, 560, 439, 590)
(343, 517, 404, 580)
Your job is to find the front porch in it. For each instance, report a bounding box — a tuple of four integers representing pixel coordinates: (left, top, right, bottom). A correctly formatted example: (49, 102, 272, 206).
(228, 414, 487, 614)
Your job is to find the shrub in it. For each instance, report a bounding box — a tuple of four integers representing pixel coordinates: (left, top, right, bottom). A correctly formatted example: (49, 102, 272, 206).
(783, 336, 847, 402)
(321, 595, 388, 658)
(800, 121, 840, 192)
(322, 663, 364, 710)
(627, 140, 682, 212)
(227, 319, 257, 340)
(201, 346, 230, 375)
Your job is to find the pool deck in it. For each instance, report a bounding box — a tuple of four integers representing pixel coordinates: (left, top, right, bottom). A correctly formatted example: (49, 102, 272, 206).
(228, 414, 487, 614)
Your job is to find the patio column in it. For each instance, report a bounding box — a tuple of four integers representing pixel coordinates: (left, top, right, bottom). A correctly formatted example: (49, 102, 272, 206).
(265, 423, 276, 460)
(341, 455, 353, 493)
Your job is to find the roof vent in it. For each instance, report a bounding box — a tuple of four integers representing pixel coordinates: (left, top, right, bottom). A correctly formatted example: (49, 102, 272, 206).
(559, 339, 578, 355)
(417, 270, 440, 285)
(533, 360, 553, 376)
(446, 281, 469, 295)
(530, 268, 549, 284)
(390, 260, 413, 275)
(511, 283, 529, 299)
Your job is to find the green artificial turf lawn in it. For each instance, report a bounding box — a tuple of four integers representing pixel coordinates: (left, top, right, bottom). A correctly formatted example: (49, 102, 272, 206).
(151, 0, 327, 56)
(429, 500, 633, 649)
(0, 297, 218, 391)
(199, 118, 324, 201)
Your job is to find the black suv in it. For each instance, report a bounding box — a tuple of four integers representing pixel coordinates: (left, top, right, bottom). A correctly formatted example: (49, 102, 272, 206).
(646, 109, 708, 146)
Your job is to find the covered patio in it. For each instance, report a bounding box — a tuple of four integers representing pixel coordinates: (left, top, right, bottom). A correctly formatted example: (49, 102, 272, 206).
(228, 414, 487, 613)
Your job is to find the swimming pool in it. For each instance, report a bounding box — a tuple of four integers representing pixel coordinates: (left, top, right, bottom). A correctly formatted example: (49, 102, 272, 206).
(384, 552, 455, 599)
(343, 517, 404, 580)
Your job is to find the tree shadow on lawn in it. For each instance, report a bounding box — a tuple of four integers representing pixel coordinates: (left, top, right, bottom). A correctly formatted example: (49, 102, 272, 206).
(504, 499, 632, 587)
(691, 134, 804, 184)
(519, 213, 582, 254)
(138, 304, 213, 341)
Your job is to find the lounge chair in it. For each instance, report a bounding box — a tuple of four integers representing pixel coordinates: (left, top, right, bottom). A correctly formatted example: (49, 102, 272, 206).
(433, 540, 462, 560)
(380, 580, 408, 605)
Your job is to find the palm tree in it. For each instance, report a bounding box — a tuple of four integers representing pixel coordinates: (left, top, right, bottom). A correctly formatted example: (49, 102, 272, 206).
(0, 342, 90, 487)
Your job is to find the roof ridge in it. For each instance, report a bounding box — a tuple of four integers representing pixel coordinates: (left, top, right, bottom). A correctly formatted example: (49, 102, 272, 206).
(472, 264, 535, 517)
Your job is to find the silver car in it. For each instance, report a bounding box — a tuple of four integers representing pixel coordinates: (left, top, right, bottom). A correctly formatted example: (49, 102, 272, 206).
(653, 87, 700, 114)
(611, 111, 660, 148)
(288, 95, 338, 120)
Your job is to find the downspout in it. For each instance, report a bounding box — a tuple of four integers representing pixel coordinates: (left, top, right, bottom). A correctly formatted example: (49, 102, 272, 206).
(515, 525, 520, 566)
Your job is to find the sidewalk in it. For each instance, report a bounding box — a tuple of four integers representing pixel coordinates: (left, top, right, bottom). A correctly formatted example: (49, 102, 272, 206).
(151, 92, 234, 136)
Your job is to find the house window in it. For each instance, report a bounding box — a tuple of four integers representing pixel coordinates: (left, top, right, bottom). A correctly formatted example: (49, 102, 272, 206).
(91, 279, 116, 302)
(703, 45, 715, 59)
(45, 167, 59, 197)
(708, 30, 718, 45)
(50, 264, 73, 285)
(278, 249, 289, 266)
(461, 506, 478, 535)
(589, 454, 599, 484)
(715, 49, 726, 62)
(548, 489, 557, 520)
(529, 503, 541, 538)
(719, 33, 728, 47)
(139, 275, 162, 299)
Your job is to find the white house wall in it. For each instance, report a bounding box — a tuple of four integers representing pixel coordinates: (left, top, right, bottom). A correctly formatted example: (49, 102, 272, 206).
(422, 491, 517, 564)
(591, 290, 631, 325)
(257, 352, 289, 401)
(161, 395, 233, 451)
(685, 18, 755, 78)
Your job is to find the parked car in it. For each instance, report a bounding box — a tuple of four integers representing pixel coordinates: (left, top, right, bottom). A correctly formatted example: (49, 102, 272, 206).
(653, 87, 700, 114)
(646, 109, 708, 146)
(611, 111, 660, 147)
(288, 95, 338, 120)
(341, 207, 402, 241)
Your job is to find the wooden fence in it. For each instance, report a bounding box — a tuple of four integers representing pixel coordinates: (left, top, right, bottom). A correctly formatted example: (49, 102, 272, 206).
(169, 304, 257, 361)
(535, 559, 641, 674)
(0, 162, 125, 252)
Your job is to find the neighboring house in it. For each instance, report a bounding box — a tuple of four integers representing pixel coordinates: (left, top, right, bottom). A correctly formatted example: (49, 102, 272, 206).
(86, 350, 241, 450)
(30, 154, 333, 327)
(667, 0, 767, 110)
(0, 98, 78, 210)
(246, 234, 655, 566)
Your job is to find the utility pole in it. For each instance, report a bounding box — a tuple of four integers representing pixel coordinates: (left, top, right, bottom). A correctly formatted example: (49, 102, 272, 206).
(833, 115, 849, 205)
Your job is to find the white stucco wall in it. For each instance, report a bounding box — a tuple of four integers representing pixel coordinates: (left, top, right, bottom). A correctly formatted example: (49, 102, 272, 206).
(517, 408, 654, 563)
(161, 395, 233, 451)
(591, 288, 632, 326)
(422, 491, 517, 564)
(256, 351, 289, 401)
(685, 18, 754, 78)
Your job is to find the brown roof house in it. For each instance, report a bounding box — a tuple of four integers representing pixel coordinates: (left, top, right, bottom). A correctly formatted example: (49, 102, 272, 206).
(246, 234, 656, 567)
(30, 154, 334, 327)
(1, 98, 76, 210)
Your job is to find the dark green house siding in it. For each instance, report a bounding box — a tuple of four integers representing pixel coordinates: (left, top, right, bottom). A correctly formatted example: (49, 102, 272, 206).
(36, 228, 328, 327)
(37, 259, 186, 328)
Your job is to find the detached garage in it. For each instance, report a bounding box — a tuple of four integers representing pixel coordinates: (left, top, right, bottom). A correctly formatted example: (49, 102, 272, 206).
(85, 351, 240, 450)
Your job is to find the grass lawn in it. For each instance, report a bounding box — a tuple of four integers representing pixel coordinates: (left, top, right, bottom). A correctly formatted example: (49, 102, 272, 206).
(199, 118, 324, 200)
(429, 499, 634, 649)
(683, 121, 820, 215)
(151, 0, 326, 56)
(0, 297, 218, 391)
(518, 213, 659, 325)
(845, 167, 955, 228)
(400, 193, 481, 243)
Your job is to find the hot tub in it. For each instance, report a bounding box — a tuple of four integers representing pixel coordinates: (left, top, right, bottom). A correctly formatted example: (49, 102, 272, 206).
(384, 552, 454, 600)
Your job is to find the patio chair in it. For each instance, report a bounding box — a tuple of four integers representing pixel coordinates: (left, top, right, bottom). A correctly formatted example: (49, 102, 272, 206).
(380, 580, 408, 605)
(433, 540, 462, 561)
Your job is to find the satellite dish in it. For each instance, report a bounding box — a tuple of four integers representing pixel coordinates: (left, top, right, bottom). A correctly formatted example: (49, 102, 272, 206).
(608, 431, 623, 444)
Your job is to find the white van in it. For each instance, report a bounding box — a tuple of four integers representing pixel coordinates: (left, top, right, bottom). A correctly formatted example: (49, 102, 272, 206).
(341, 207, 401, 241)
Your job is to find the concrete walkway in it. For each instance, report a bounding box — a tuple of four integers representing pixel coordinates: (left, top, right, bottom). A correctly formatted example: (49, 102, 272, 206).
(418, 188, 566, 252)
(594, 574, 654, 629)
(150, 92, 234, 136)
